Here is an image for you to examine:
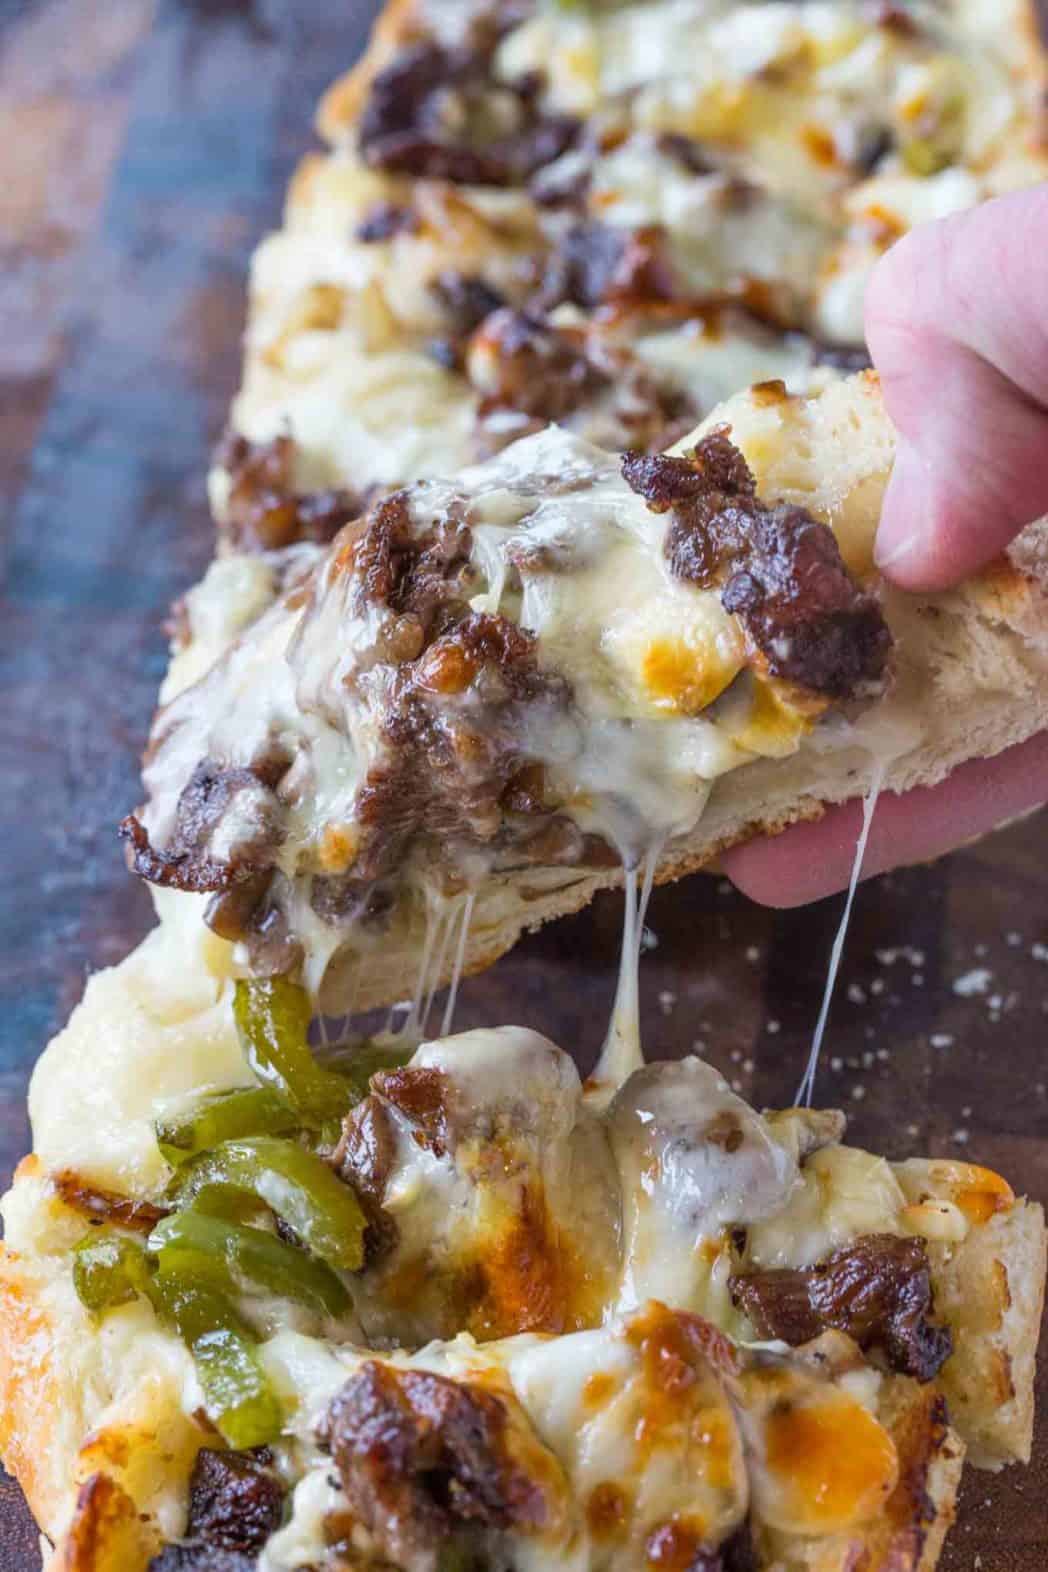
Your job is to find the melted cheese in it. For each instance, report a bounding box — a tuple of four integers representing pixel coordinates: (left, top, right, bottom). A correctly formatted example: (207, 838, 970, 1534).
(738, 1359, 898, 1535)
(24, 918, 244, 1198)
(796, 758, 885, 1107)
(350, 1028, 622, 1347)
(608, 1059, 799, 1320)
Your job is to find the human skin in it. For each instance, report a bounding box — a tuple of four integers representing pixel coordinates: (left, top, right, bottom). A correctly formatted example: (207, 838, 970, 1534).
(724, 188, 1048, 908)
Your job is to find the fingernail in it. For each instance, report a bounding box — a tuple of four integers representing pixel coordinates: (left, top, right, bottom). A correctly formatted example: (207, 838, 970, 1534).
(873, 442, 929, 571)
(875, 526, 923, 568)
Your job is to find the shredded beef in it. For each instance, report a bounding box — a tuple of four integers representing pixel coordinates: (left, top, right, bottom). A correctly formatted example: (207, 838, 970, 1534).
(729, 1234, 953, 1382)
(147, 1548, 255, 1572)
(470, 307, 609, 420)
(351, 492, 476, 648)
(428, 270, 507, 369)
(215, 431, 361, 553)
(319, 1362, 548, 1572)
(537, 222, 677, 311)
(358, 43, 578, 187)
(536, 222, 628, 309)
(120, 759, 286, 896)
(350, 607, 570, 892)
(656, 131, 716, 175)
(622, 432, 892, 701)
(51, 1172, 167, 1234)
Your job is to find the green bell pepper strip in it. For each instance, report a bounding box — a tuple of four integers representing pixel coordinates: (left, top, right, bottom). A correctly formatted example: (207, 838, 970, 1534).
(335, 1039, 416, 1099)
(148, 1209, 350, 1318)
(233, 977, 356, 1124)
(72, 1233, 153, 1314)
(156, 1086, 300, 1167)
(150, 1274, 283, 1449)
(174, 1137, 366, 1272)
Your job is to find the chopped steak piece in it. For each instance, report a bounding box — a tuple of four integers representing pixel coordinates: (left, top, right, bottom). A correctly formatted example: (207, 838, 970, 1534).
(358, 43, 578, 187)
(537, 222, 677, 311)
(185, 1449, 285, 1553)
(319, 1361, 554, 1572)
(146, 1449, 284, 1571)
(730, 1234, 954, 1382)
(429, 271, 507, 367)
(623, 432, 892, 701)
(215, 431, 361, 553)
(469, 308, 609, 421)
(147, 1548, 256, 1572)
(537, 222, 629, 309)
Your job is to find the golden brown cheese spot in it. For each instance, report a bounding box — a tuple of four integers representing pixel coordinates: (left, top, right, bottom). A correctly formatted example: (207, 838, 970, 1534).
(645, 1517, 708, 1570)
(317, 823, 361, 874)
(380, 1177, 611, 1343)
(751, 378, 789, 407)
(801, 124, 839, 167)
(933, 1162, 1015, 1225)
(641, 637, 738, 714)
(762, 1388, 899, 1533)
(583, 1371, 619, 1410)
(587, 1481, 632, 1541)
(625, 1304, 739, 1475)
(689, 1404, 738, 1494)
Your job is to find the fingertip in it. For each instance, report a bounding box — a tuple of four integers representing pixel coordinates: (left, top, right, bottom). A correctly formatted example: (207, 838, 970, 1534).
(721, 812, 864, 908)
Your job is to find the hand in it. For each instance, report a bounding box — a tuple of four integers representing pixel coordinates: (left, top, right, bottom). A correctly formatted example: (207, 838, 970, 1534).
(724, 187, 1048, 908)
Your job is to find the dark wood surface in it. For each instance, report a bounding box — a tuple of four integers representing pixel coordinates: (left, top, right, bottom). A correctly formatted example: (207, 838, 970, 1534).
(0, 3, 1045, 1568)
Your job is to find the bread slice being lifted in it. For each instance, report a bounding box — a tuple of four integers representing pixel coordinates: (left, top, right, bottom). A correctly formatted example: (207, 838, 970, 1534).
(121, 373, 1048, 1017)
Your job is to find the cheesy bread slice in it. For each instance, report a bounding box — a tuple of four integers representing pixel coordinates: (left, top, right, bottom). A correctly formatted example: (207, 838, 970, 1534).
(206, 0, 1047, 530)
(1, 997, 1042, 1570)
(125, 376, 1048, 1017)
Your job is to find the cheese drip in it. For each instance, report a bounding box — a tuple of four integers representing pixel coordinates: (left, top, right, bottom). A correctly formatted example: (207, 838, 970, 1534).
(588, 842, 662, 1102)
(796, 761, 885, 1108)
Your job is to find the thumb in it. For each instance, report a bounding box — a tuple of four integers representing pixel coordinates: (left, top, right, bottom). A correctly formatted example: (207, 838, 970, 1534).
(867, 190, 1048, 592)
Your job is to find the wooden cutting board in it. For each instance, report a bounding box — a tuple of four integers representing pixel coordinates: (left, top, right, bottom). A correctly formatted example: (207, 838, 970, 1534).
(0, 3, 1044, 1568)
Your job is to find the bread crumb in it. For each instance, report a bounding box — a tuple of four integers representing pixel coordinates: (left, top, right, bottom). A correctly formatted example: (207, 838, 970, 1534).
(953, 968, 992, 997)
(846, 982, 866, 1004)
(766, 1019, 781, 1035)
(930, 1032, 954, 1048)
(851, 1085, 866, 1100)
(640, 926, 658, 953)
(658, 989, 677, 1016)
